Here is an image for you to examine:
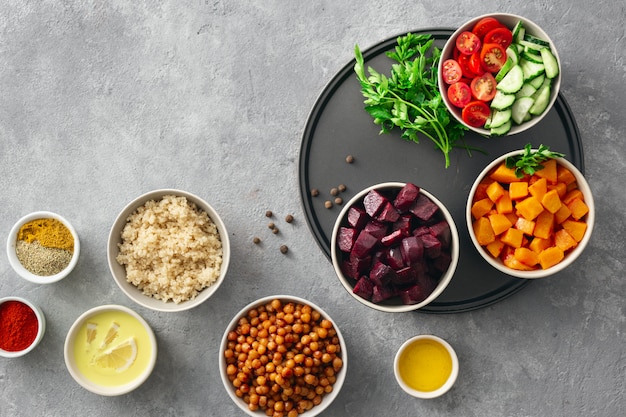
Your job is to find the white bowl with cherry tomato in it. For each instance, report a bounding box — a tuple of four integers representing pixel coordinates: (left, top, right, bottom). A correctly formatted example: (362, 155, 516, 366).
(438, 13, 561, 136)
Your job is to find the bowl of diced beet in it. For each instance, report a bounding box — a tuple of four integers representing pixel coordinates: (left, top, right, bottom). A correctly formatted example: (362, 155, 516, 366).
(331, 182, 459, 312)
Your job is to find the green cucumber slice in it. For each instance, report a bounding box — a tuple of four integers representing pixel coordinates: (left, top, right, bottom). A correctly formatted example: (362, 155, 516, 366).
(512, 21, 525, 43)
(520, 59, 545, 81)
(491, 91, 516, 110)
(490, 120, 511, 136)
(489, 108, 512, 128)
(515, 83, 537, 99)
(540, 47, 559, 79)
(529, 84, 551, 115)
(496, 64, 524, 93)
(529, 74, 545, 89)
(524, 33, 551, 47)
(511, 96, 535, 125)
(495, 57, 515, 82)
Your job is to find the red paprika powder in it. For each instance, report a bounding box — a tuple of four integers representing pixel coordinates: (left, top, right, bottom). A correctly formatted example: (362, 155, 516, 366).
(0, 300, 39, 351)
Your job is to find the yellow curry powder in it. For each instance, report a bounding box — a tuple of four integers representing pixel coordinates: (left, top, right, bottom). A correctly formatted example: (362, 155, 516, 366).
(17, 218, 74, 253)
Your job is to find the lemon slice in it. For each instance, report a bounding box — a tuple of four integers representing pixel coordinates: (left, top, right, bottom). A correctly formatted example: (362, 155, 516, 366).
(86, 322, 98, 344)
(93, 337, 137, 372)
(100, 322, 120, 348)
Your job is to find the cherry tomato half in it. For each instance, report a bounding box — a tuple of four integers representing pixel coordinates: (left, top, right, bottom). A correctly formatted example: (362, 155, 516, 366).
(447, 82, 472, 108)
(472, 17, 505, 40)
(484, 27, 513, 49)
(470, 72, 497, 101)
(455, 31, 481, 55)
(462, 101, 491, 128)
(468, 51, 486, 76)
(442, 59, 463, 84)
(480, 43, 507, 73)
(457, 54, 480, 78)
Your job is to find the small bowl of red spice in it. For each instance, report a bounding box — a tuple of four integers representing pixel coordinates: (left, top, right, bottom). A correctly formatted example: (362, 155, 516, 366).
(0, 296, 46, 358)
(6, 211, 80, 284)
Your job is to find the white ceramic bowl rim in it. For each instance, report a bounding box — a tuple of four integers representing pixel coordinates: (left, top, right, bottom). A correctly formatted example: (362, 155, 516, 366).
(6, 211, 80, 284)
(219, 295, 347, 417)
(0, 296, 46, 358)
(466, 150, 595, 278)
(331, 182, 460, 312)
(107, 189, 230, 312)
(439, 13, 561, 136)
(63, 304, 157, 396)
(393, 334, 459, 399)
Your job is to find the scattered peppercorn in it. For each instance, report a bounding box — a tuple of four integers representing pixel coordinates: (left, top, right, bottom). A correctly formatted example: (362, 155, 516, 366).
(324, 201, 333, 209)
(311, 188, 319, 197)
(265, 210, 273, 218)
(280, 245, 289, 254)
(345, 155, 354, 163)
(338, 184, 347, 192)
(334, 197, 343, 205)
(285, 214, 294, 223)
(253, 237, 261, 244)
(268, 222, 275, 229)
(272, 227, 279, 234)
(330, 188, 339, 196)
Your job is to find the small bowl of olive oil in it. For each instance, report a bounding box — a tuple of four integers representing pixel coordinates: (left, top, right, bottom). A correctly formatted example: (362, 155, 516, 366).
(394, 334, 459, 399)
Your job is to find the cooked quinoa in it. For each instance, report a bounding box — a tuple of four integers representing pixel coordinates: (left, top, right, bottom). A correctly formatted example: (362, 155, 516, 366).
(116, 195, 223, 303)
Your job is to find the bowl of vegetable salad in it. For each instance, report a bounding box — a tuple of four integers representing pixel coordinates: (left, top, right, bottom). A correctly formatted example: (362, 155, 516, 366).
(438, 13, 561, 136)
(466, 145, 594, 279)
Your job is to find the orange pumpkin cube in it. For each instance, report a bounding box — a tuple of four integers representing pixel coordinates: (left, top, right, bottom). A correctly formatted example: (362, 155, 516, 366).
(471, 198, 494, 220)
(500, 227, 524, 248)
(563, 189, 584, 205)
(554, 204, 572, 224)
(529, 236, 552, 253)
(473, 217, 496, 246)
(486, 181, 506, 202)
(534, 158, 558, 184)
(474, 182, 491, 201)
(509, 182, 529, 200)
(554, 229, 578, 251)
(561, 220, 587, 242)
(496, 193, 513, 214)
(515, 196, 544, 220)
(534, 211, 555, 240)
(488, 213, 513, 235)
(486, 239, 505, 258)
(540, 189, 562, 214)
(567, 198, 589, 220)
(489, 163, 522, 183)
(556, 165, 576, 185)
(514, 217, 535, 235)
(528, 177, 547, 200)
(548, 182, 567, 199)
(538, 246, 565, 269)
(514, 247, 540, 266)
(503, 252, 536, 270)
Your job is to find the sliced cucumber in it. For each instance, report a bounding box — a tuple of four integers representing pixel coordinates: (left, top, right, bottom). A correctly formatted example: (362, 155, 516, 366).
(496, 64, 524, 93)
(515, 83, 537, 99)
(520, 58, 545, 81)
(489, 108, 512, 128)
(540, 47, 559, 79)
(524, 33, 551, 47)
(521, 50, 543, 64)
(518, 39, 544, 53)
(529, 83, 551, 115)
(495, 57, 515, 82)
(529, 73, 545, 89)
(491, 90, 516, 110)
(511, 96, 535, 125)
(506, 45, 520, 65)
(512, 20, 525, 43)
(490, 120, 511, 136)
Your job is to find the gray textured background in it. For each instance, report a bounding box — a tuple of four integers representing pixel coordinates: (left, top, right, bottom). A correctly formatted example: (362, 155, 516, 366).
(1, 1, 624, 416)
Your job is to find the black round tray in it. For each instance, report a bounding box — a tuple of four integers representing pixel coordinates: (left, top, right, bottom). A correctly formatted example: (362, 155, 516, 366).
(299, 28, 583, 313)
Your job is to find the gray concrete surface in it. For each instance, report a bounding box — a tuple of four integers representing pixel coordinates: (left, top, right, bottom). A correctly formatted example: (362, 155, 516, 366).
(1, 1, 624, 416)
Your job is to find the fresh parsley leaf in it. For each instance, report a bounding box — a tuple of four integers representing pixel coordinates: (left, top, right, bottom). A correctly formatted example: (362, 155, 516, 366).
(505, 143, 565, 178)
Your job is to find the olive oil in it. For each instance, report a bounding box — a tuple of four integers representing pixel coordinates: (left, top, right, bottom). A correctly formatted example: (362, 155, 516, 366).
(397, 338, 452, 392)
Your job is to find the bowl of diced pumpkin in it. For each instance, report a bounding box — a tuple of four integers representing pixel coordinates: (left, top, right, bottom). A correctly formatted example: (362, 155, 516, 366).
(466, 145, 594, 278)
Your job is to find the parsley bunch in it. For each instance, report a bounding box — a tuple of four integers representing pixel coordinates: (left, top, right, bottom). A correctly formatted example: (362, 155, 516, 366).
(354, 33, 468, 168)
(505, 143, 565, 178)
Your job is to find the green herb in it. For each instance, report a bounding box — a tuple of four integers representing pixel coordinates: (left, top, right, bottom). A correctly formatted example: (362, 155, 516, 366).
(354, 33, 468, 168)
(505, 143, 565, 178)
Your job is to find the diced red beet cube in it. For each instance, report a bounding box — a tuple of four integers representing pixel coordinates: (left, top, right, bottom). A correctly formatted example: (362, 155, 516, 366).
(400, 236, 424, 265)
(347, 206, 369, 229)
(412, 225, 430, 237)
(369, 260, 394, 287)
(381, 229, 404, 247)
(417, 273, 438, 296)
(350, 231, 379, 258)
(391, 266, 417, 285)
(376, 201, 400, 223)
(363, 189, 388, 217)
(409, 194, 440, 221)
(353, 276, 374, 300)
(431, 251, 452, 274)
(393, 183, 420, 212)
(429, 220, 451, 248)
(349, 253, 372, 276)
(392, 214, 413, 236)
(337, 227, 358, 253)
(385, 247, 405, 270)
(371, 284, 395, 303)
(363, 220, 388, 240)
(340, 260, 359, 280)
(398, 284, 429, 305)
(420, 233, 442, 259)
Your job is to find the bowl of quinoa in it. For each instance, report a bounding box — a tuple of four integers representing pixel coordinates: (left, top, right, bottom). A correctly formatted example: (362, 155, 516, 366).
(107, 189, 230, 312)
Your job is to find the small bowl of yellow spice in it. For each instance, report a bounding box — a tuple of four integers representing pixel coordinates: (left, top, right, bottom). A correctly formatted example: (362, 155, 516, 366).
(6, 211, 80, 284)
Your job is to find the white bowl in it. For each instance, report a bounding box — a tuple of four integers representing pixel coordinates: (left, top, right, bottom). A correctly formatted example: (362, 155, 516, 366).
(438, 13, 561, 136)
(0, 297, 46, 358)
(107, 189, 230, 312)
(331, 182, 459, 312)
(219, 295, 347, 417)
(64, 304, 157, 396)
(394, 334, 459, 399)
(6, 211, 80, 284)
(466, 150, 594, 278)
